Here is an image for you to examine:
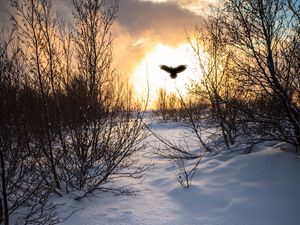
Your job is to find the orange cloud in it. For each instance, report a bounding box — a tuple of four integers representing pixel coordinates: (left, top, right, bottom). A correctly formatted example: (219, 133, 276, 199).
(113, 0, 204, 78)
(0, 0, 208, 81)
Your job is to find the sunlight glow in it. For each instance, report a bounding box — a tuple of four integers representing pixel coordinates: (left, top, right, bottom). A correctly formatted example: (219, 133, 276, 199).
(131, 42, 204, 109)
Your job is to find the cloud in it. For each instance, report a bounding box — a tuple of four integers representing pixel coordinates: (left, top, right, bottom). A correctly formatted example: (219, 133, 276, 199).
(0, 0, 13, 26)
(117, 0, 201, 44)
(137, 0, 218, 15)
(0, 0, 204, 78)
(113, 0, 203, 76)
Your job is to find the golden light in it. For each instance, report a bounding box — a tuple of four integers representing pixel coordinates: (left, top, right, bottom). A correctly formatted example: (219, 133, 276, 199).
(131, 42, 204, 109)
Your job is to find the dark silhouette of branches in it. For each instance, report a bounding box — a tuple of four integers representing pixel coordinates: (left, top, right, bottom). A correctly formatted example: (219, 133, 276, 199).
(1, 0, 146, 224)
(221, 0, 300, 148)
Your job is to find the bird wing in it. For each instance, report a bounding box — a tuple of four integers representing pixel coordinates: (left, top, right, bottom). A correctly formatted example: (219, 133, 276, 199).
(160, 65, 173, 73)
(173, 65, 187, 73)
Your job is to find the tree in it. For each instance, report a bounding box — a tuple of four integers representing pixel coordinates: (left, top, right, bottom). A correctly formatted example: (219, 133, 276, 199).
(57, 0, 146, 198)
(222, 0, 300, 148)
(1, 0, 146, 223)
(188, 15, 247, 147)
(8, 0, 146, 199)
(12, 0, 63, 191)
(0, 27, 60, 225)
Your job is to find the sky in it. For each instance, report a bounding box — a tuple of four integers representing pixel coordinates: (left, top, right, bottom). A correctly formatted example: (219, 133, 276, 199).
(114, 0, 202, 75)
(0, 0, 215, 105)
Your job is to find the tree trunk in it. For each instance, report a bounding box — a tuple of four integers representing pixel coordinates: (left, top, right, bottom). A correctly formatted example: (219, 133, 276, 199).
(0, 147, 9, 225)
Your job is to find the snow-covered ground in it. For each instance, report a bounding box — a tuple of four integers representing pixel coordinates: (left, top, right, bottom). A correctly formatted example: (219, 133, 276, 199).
(60, 119, 300, 225)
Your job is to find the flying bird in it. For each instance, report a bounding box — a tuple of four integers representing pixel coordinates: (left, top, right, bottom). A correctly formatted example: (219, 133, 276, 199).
(160, 65, 187, 79)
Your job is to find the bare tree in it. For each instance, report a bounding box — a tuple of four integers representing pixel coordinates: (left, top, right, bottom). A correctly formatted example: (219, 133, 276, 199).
(188, 12, 253, 148)
(0, 27, 60, 225)
(221, 0, 300, 148)
(154, 88, 184, 121)
(11, 0, 62, 191)
(9, 0, 146, 199)
(1, 0, 147, 223)
(57, 0, 147, 198)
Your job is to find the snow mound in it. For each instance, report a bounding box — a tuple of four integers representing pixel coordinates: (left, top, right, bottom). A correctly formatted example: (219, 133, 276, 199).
(61, 122, 300, 225)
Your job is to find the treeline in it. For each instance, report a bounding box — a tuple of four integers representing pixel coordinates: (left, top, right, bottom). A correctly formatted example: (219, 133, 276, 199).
(0, 0, 145, 224)
(156, 0, 300, 150)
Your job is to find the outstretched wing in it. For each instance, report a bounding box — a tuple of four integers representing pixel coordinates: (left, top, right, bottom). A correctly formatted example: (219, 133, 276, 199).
(160, 65, 173, 73)
(173, 65, 187, 73)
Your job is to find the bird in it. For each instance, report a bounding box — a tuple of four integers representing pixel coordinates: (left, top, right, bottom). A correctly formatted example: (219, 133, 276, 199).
(160, 65, 187, 79)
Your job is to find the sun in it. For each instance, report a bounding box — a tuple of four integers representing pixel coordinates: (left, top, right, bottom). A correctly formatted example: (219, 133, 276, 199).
(131, 42, 203, 109)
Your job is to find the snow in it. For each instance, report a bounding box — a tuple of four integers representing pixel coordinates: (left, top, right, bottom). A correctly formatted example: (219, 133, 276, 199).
(60, 119, 300, 225)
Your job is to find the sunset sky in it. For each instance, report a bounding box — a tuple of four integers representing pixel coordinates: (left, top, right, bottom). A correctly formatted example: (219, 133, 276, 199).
(113, 0, 213, 106)
(0, 0, 216, 106)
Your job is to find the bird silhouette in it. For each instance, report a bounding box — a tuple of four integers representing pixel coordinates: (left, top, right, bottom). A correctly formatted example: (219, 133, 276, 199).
(160, 65, 187, 79)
